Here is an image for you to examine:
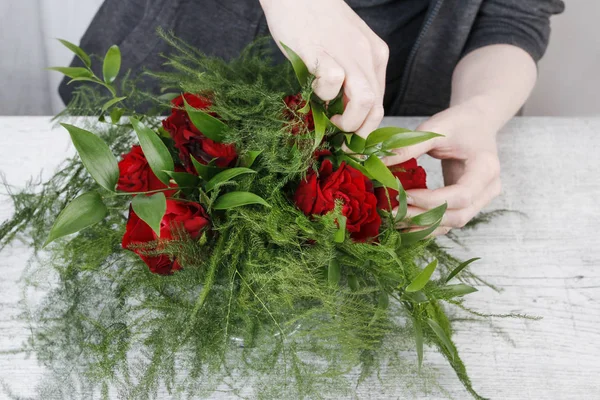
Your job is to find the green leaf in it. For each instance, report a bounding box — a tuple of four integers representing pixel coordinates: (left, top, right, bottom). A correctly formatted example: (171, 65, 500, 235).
(47, 66, 92, 79)
(445, 258, 480, 283)
(298, 99, 311, 114)
(400, 217, 442, 246)
(240, 150, 262, 167)
(328, 259, 341, 286)
(110, 108, 124, 124)
(334, 215, 347, 243)
(61, 123, 119, 191)
(327, 95, 345, 116)
(183, 97, 226, 142)
(364, 154, 397, 189)
(395, 180, 408, 222)
(280, 42, 310, 87)
(131, 192, 166, 237)
(441, 284, 478, 298)
(101, 96, 126, 113)
(427, 318, 455, 359)
(311, 101, 327, 148)
(164, 171, 199, 189)
(378, 292, 389, 309)
(66, 76, 98, 85)
(157, 93, 181, 102)
(102, 45, 121, 84)
(57, 38, 91, 68)
(338, 155, 372, 178)
(329, 133, 346, 151)
(212, 191, 271, 210)
(365, 127, 411, 148)
(381, 131, 443, 151)
(44, 191, 107, 246)
(414, 319, 424, 371)
(348, 274, 359, 291)
(346, 134, 366, 153)
(411, 203, 448, 226)
(130, 117, 174, 185)
(404, 291, 428, 304)
(191, 156, 221, 181)
(405, 259, 438, 293)
(205, 168, 256, 192)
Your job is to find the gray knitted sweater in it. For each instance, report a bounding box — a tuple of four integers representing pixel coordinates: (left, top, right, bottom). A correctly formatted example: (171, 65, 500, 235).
(59, 0, 565, 116)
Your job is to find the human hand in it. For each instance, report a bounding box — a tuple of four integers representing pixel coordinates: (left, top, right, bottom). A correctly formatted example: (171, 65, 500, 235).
(383, 102, 502, 235)
(259, 0, 389, 138)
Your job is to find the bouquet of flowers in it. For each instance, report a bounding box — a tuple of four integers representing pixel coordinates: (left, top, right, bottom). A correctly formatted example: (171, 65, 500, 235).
(0, 32, 526, 399)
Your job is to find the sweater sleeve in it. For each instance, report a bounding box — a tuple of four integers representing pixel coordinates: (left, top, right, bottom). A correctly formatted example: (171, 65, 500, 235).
(463, 0, 565, 62)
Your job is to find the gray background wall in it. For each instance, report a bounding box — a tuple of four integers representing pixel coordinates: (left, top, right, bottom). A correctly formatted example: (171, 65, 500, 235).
(0, 0, 597, 116)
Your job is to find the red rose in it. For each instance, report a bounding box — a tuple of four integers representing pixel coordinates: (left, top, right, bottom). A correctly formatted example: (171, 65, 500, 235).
(284, 93, 315, 135)
(122, 200, 210, 275)
(374, 158, 427, 211)
(162, 93, 237, 172)
(294, 159, 381, 242)
(117, 145, 178, 197)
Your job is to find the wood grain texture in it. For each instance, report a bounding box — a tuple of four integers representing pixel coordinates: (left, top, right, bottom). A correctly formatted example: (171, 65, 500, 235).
(0, 116, 599, 399)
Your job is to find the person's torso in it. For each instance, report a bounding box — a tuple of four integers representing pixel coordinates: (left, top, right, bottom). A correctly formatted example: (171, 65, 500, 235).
(62, 0, 482, 116)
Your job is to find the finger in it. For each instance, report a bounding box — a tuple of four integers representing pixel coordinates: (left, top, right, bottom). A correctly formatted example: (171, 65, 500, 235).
(371, 38, 389, 100)
(309, 51, 345, 101)
(353, 44, 386, 138)
(406, 179, 502, 228)
(382, 140, 437, 166)
(355, 104, 385, 139)
(330, 72, 375, 135)
(352, 36, 389, 140)
(400, 225, 452, 237)
(430, 227, 452, 237)
(406, 162, 494, 210)
(436, 179, 501, 228)
(352, 17, 389, 95)
(406, 186, 474, 211)
(403, 205, 459, 228)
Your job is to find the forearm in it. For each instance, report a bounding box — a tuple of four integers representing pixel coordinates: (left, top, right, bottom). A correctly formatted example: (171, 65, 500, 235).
(450, 44, 538, 132)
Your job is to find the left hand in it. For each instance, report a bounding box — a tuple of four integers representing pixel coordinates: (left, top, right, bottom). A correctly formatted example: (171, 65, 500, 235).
(383, 101, 502, 235)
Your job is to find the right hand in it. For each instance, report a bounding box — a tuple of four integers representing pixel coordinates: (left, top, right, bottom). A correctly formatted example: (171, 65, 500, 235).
(260, 0, 389, 138)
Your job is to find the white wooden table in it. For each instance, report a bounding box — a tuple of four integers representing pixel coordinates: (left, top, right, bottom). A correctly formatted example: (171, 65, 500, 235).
(0, 116, 599, 399)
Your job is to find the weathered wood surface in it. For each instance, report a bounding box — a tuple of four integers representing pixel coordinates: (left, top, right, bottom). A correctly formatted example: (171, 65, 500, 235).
(0, 116, 599, 399)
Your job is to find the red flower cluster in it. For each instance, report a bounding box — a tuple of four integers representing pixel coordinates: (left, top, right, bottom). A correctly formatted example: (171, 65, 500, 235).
(294, 159, 381, 242)
(122, 200, 210, 275)
(294, 157, 427, 241)
(283, 94, 315, 135)
(118, 122, 213, 274)
(162, 93, 237, 171)
(117, 145, 179, 197)
(374, 158, 427, 211)
(117, 91, 428, 270)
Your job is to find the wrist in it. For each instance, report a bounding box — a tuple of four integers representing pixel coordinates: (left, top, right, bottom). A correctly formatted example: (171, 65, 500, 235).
(449, 96, 504, 134)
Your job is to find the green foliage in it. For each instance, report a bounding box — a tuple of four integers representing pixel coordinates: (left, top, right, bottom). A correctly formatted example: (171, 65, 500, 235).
(61, 123, 120, 191)
(44, 191, 107, 246)
(131, 192, 167, 237)
(103, 45, 121, 84)
(0, 32, 528, 400)
(183, 96, 227, 142)
(364, 154, 398, 189)
(280, 42, 310, 87)
(130, 117, 174, 185)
